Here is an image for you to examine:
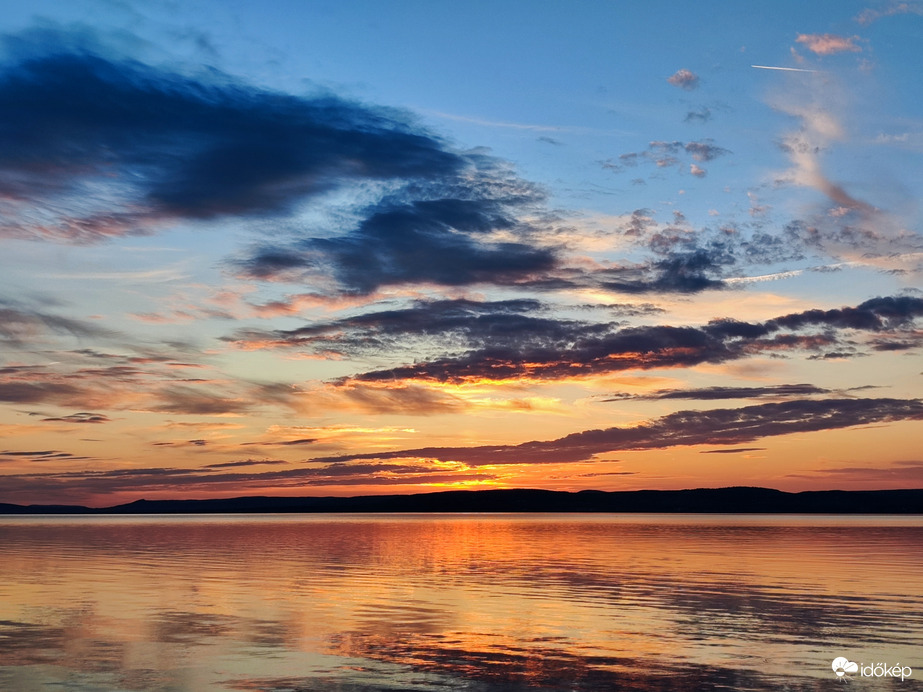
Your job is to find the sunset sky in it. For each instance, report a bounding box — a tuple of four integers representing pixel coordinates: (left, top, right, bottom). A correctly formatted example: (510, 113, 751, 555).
(0, 0, 921, 506)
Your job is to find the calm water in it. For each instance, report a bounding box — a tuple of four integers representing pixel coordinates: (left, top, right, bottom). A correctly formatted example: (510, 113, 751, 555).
(0, 514, 921, 691)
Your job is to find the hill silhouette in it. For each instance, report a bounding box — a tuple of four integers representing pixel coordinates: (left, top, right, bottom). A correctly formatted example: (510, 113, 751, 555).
(1, 487, 922, 514)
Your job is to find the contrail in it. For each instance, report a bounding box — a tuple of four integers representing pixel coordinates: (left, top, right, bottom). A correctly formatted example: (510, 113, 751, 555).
(751, 64, 818, 73)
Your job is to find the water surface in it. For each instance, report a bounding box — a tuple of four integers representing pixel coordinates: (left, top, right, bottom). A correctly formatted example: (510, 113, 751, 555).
(1, 514, 921, 690)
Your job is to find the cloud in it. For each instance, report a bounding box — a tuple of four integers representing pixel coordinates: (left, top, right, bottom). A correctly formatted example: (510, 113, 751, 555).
(202, 459, 290, 469)
(0, 449, 94, 462)
(767, 295, 923, 331)
(667, 69, 700, 90)
(597, 248, 730, 294)
(685, 107, 711, 123)
(0, 380, 86, 406)
(684, 141, 729, 162)
(150, 386, 249, 415)
(240, 437, 317, 447)
(312, 398, 923, 466)
(770, 88, 921, 268)
(347, 324, 732, 384)
(700, 448, 766, 454)
(795, 34, 862, 55)
(787, 460, 923, 485)
(604, 384, 831, 401)
(0, 348, 241, 412)
(234, 173, 557, 293)
(40, 412, 111, 424)
(225, 298, 610, 356)
(344, 295, 923, 384)
(151, 438, 210, 448)
(0, 26, 559, 295)
(317, 381, 468, 416)
(0, 300, 116, 347)
(856, 2, 923, 25)
(779, 129, 875, 214)
(602, 139, 729, 177)
(621, 208, 654, 236)
(0, 30, 759, 300)
(0, 28, 468, 242)
(0, 460, 499, 503)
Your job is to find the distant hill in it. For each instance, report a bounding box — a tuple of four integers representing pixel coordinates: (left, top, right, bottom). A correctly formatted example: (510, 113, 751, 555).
(2, 487, 923, 514)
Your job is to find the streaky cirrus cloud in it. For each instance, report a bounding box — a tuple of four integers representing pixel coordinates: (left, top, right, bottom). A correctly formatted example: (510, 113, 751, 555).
(0, 355, 289, 416)
(787, 460, 923, 486)
(0, 461, 499, 504)
(0, 299, 118, 347)
(310, 398, 923, 466)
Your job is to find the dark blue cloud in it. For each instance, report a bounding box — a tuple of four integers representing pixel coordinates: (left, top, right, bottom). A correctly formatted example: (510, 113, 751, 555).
(0, 37, 463, 238)
(234, 158, 556, 292)
(598, 248, 730, 294)
(312, 199, 555, 293)
(768, 295, 923, 331)
(0, 28, 753, 297)
(0, 28, 564, 293)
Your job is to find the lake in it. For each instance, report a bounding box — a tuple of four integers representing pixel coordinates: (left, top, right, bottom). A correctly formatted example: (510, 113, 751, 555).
(0, 514, 920, 691)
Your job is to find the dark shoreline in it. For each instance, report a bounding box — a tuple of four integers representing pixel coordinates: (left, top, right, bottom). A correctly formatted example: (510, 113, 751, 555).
(2, 487, 923, 514)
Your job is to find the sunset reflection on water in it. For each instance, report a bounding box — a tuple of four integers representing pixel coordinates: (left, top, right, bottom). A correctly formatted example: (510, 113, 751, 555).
(1, 514, 921, 691)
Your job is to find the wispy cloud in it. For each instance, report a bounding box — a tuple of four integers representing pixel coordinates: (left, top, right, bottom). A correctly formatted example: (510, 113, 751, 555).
(787, 460, 923, 486)
(313, 398, 923, 466)
(604, 384, 831, 401)
(0, 460, 499, 504)
(855, 2, 923, 25)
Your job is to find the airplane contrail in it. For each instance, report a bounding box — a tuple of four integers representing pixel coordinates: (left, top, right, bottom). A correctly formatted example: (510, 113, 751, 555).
(751, 64, 818, 73)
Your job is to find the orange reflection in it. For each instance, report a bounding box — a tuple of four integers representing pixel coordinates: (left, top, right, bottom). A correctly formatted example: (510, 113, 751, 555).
(2, 515, 921, 690)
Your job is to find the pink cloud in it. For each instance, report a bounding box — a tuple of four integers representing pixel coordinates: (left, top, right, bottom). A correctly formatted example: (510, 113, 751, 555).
(795, 33, 862, 55)
(856, 2, 923, 25)
(667, 69, 699, 90)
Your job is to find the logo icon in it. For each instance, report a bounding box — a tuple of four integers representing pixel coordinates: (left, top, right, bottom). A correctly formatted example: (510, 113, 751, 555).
(832, 657, 859, 678)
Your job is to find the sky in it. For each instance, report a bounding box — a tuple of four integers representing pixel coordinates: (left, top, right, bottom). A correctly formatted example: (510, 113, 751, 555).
(0, 0, 921, 506)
